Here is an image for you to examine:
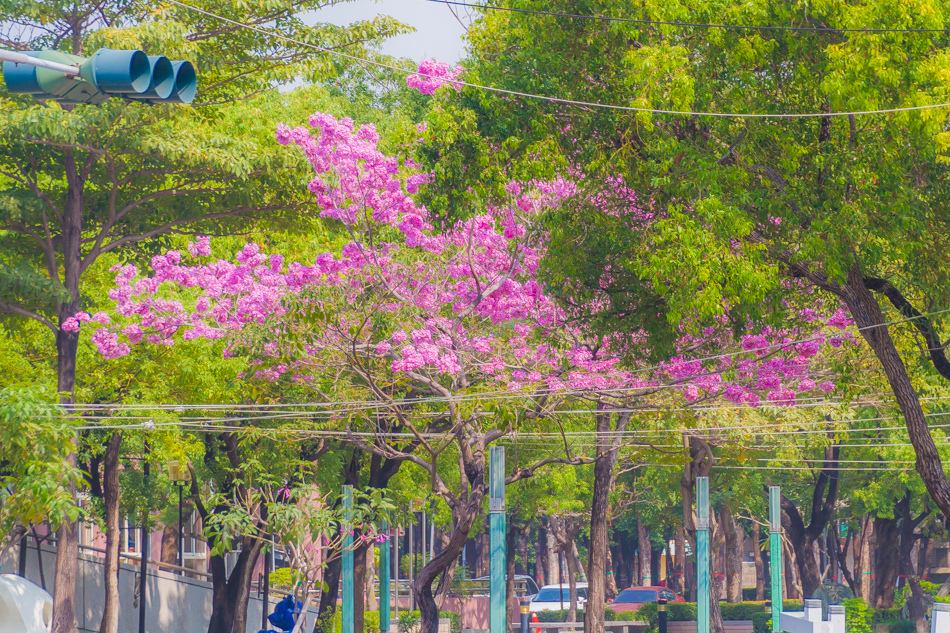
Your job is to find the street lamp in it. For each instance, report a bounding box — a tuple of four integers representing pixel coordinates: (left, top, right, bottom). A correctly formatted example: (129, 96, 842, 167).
(166, 459, 191, 573)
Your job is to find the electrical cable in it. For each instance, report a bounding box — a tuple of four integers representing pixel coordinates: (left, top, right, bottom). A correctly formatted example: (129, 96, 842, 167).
(166, 0, 950, 119)
(424, 0, 950, 34)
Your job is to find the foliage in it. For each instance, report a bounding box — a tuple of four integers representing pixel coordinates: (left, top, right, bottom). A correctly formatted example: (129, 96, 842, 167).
(0, 386, 82, 531)
(843, 598, 873, 633)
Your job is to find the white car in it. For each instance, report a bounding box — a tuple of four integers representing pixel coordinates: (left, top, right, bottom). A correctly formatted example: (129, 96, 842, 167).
(528, 582, 588, 612)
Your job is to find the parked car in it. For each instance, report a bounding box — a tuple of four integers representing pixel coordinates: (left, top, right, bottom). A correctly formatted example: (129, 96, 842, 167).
(471, 574, 540, 600)
(609, 586, 684, 611)
(529, 582, 588, 612)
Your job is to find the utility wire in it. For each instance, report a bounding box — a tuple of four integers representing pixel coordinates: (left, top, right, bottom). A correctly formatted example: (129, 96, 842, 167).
(166, 0, 950, 119)
(425, 0, 950, 34)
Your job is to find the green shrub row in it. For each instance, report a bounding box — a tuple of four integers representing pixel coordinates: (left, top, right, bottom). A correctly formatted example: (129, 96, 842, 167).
(315, 609, 460, 633)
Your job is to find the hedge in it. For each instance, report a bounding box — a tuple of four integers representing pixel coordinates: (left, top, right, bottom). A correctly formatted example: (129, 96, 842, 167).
(317, 609, 461, 633)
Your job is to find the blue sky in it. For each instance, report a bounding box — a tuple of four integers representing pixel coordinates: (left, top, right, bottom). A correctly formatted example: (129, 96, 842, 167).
(307, 0, 472, 63)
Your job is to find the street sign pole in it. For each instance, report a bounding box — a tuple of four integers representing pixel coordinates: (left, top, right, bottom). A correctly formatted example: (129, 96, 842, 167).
(696, 476, 710, 633)
(489, 446, 506, 633)
(343, 486, 354, 633)
(769, 487, 784, 632)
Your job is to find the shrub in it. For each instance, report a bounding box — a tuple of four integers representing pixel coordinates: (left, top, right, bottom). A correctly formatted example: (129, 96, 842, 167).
(843, 598, 872, 633)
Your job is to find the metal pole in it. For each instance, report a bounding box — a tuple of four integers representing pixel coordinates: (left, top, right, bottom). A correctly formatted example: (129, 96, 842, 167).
(394, 525, 400, 620)
(658, 598, 668, 633)
(380, 518, 391, 633)
(262, 535, 270, 630)
(409, 520, 414, 610)
(422, 510, 427, 567)
(769, 486, 783, 633)
(520, 601, 530, 633)
(177, 483, 183, 571)
(696, 476, 710, 633)
(0, 49, 80, 75)
(489, 446, 506, 633)
(342, 486, 354, 633)
(139, 439, 150, 633)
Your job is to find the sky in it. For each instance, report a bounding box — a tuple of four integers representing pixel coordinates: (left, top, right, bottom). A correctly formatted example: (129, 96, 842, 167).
(306, 0, 472, 63)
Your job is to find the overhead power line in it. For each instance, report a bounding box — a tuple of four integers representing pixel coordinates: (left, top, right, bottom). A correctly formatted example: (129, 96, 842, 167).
(166, 0, 950, 119)
(426, 0, 950, 34)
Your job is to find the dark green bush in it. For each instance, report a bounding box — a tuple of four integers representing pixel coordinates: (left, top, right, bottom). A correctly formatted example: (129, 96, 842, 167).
(888, 621, 915, 633)
(535, 610, 585, 623)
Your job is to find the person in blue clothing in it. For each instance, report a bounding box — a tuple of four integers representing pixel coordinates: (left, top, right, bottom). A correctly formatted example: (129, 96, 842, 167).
(259, 594, 302, 633)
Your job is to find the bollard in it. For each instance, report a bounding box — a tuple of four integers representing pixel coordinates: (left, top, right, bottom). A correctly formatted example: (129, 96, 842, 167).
(658, 598, 668, 633)
(521, 601, 530, 633)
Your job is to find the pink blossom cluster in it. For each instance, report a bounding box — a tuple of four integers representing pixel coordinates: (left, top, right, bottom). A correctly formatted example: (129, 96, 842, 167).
(406, 59, 464, 95)
(76, 111, 850, 408)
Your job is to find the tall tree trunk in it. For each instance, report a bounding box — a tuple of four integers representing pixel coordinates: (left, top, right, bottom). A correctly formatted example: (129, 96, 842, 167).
(565, 541, 579, 623)
(830, 526, 856, 595)
(354, 543, 367, 633)
(546, 524, 559, 585)
(98, 433, 122, 633)
(752, 522, 765, 601)
(50, 149, 84, 633)
(843, 273, 950, 519)
(873, 515, 899, 608)
(638, 519, 652, 586)
(670, 527, 686, 596)
(537, 525, 548, 586)
(507, 525, 518, 633)
(721, 508, 742, 602)
(898, 493, 928, 633)
(854, 516, 874, 602)
(783, 539, 802, 600)
(317, 552, 342, 622)
(573, 541, 587, 582)
(367, 542, 378, 612)
(518, 530, 529, 576)
(605, 546, 619, 599)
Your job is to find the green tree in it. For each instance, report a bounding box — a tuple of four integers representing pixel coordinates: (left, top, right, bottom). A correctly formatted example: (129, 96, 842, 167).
(0, 1, 407, 628)
(439, 0, 950, 524)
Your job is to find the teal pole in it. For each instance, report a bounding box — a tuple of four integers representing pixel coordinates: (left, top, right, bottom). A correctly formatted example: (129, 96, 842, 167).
(489, 446, 506, 633)
(380, 518, 391, 633)
(769, 487, 783, 633)
(696, 476, 710, 633)
(343, 486, 354, 633)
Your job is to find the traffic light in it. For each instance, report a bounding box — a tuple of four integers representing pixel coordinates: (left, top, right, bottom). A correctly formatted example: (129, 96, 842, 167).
(1, 48, 196, 104)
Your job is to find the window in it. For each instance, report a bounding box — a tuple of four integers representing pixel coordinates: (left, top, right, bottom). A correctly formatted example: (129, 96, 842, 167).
(614, 589, 659, 603)
(535, 587, 588, 602)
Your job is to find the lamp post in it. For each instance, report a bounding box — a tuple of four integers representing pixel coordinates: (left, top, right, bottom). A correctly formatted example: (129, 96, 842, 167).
(166, 459, 191, 573)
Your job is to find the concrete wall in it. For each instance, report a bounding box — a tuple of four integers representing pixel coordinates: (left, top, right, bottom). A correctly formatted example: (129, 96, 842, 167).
(1, 543, 313, 633)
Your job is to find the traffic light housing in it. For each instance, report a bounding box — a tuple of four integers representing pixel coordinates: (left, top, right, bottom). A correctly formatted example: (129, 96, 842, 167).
(1, 48, 196, 104)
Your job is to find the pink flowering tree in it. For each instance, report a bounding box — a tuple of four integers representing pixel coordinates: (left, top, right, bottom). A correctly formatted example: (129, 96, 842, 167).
(77, 108, 854, 633)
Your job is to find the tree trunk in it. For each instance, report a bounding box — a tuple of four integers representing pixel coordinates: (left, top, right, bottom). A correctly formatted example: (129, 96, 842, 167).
(637, 519, 651, 586)
(670, 527, 686, 596)
(585, 411, 621, 633)
(573, 541, 587, 582)
(518, 531, 529, 576)
(843, 272, 950, 520)
(367, 542, 378, 612)
(50, 149, 84, 633)
(546, 524, 559, 585)
(752, 522, 765, 601)
(721, 508, 742, 602)
(605, 545, 619, 599)
(898, 494, 928, 633)
(855, 515, 874, 602)
(565, 543, 579, 622)
(160, 524, 179, 566)
(317, 552, 342, 623)
(784, 539, 802, 600)
(873, 515, 899, 608)
(98, 433, 122, 633)
(537, 525, 547, 586)
(354, 543, 367, 633)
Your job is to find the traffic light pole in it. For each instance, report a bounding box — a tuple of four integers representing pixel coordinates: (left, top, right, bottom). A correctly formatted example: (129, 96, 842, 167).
(0, 49, 79, 75)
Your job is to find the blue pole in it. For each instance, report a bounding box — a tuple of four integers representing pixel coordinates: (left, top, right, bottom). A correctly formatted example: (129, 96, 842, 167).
(696, 476, 710, 633)
(343, 486, 354, 633)
(489, 446, 506, 633)
(380, 519, 391, 633)
(769, 487, 783, 633)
